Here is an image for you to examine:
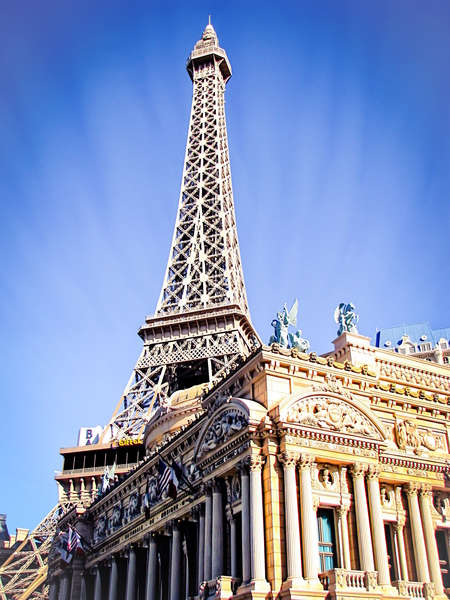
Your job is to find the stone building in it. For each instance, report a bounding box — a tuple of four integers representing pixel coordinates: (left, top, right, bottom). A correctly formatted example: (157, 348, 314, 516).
(47, 22, 450, 600)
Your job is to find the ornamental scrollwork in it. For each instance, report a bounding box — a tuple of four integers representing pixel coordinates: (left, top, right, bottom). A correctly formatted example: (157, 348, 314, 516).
(286, 396, 376, 438)
(200, 409, 248, 456)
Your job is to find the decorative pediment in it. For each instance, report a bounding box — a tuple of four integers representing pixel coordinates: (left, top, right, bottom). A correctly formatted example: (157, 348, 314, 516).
(194, 402, 249, 459)
(280, 392, 387, 441)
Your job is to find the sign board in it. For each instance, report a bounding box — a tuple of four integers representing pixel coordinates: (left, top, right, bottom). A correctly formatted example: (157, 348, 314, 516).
(77, 426, 103, 446)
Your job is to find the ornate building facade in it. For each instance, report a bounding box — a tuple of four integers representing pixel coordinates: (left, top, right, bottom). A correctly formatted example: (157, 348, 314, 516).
(46, 23, 450, 600)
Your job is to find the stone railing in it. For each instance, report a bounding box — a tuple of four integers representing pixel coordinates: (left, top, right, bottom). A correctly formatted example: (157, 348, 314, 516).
(394, 580, 435, 599)
(319, 569, 378, 593)
(199, 576, 241, 600)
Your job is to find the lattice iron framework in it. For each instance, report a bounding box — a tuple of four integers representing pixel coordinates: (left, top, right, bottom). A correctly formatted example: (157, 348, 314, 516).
(0, 504, 73, 600)
(100, 23, 258, 443)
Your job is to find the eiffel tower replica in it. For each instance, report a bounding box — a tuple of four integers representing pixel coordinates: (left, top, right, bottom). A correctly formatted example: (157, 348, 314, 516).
(0, 22, 259, 599)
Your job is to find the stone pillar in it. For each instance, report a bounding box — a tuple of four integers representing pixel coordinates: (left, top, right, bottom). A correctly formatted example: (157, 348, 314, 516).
(394, 517, 409, 582)
(198, 505, 205, 585)
(126, 546, 137, 600)
(170, 522, 182, 600)
(80, 576, 87, 600)
(298, 454, 320, 581)
(349, 463, 375, 572)
(420, 485, 444, 595)
(239, 462, 251, 585)
(249, 455, 266, 582)
(49, 579, 59, 600)
(108, 556, 118, 600)
(366, 465, 391, 586)
(93, 568, 101, 600)
(204, 487, 212, 582)
(278, 451, 303, 584)
(338, 506, 351, 570)
(404, 483, 430, 583)
(146, 535, 158, 600)
(227, 508, 237, 578)
(212, 479, 224, 579)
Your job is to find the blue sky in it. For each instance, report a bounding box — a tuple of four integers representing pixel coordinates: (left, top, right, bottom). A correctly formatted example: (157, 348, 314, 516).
(1, 0, 449, 531)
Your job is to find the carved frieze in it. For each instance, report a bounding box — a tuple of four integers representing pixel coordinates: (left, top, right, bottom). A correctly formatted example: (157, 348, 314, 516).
(286, 396, 378, 438)
(199, 408, 248, 456)
(396, 419, 443, 454)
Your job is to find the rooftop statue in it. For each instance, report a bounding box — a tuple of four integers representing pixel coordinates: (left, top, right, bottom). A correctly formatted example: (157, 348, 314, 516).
(269, 299, 310, 352)
(334, 302, 359, 336)
(269, 299, 298, 348)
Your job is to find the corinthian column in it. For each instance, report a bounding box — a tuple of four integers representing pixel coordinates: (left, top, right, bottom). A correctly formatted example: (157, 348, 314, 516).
(93, 567, 101, 600)
(204, 486, 212, 581)
(146, 536, 158, 600)
(170, 522, 182, 600)
(249, 455, 267, 582)
(298, 454, 320, 582)
(126, 547, 137, 600)
(338, 506, 351, 570)
(404, 483, 430, 583)
(394, 516, 409, 582)
(197, 505, 205, 585)
(420, 485, 444, 595)
(366, 465, 391, 586)
(212, 479, 224, 579)
(238, 461, 251, 585)
(227, 508, 237, 578)
(278, 451, 303, 585)
(349, 463, 375, 572)
(108, 556, 118, 600)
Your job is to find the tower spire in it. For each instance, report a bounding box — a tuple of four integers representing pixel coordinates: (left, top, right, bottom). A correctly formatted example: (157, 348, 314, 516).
(99, 26, 258, 442)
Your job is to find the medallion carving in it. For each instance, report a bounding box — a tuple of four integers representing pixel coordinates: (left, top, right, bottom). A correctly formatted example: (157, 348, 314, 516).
(199, 408, 248, 456)
(396, 419, 443, 454)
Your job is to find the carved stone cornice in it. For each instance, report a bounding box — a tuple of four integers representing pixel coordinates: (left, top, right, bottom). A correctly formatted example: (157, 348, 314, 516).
(277, 451, 299, 470)
(349, 462, 368, 480)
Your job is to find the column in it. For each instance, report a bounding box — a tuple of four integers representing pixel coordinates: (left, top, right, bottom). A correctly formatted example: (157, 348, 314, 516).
(420, 485, 444, 595)
(349, 463, 375, 572)
(404, 483, 430, 583)
(108, 556, 118, 600)
(80, 576, 87, 600)
(239, 462, 251, 585)
(170, 522, 182, 600)
(278, 452, 303, 584)
(394, 517, 409, 581)
(298, 454, 320, 581)
(249, 455, 267, 582)
(146, 536, 158, 600)
(227, 508, 237, 578)
(198, 505, 205, 585)
(49, 579, 59, 600)
(204, 487, 212, 581)
(93, 567, 101, 600)
(126, 546, 137, 600)
(212, 479, 224, 579)
(366, 465, 391, 586)
(338, 506, 351, 570)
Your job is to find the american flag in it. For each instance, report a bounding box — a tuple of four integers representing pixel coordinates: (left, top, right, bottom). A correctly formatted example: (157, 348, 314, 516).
(157, 458, 171, 497)
(67, 526, 84, 557)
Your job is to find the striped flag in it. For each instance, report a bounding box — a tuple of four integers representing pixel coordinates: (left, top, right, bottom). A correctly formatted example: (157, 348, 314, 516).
(67, 526, 85, 557)
(157, 458, 171, 498)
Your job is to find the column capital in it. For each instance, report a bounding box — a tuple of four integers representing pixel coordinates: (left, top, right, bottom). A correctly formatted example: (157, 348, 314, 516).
(237, 458, 249, 475)
(338, 505, 349, 517)
(394, 514, 406, 532)
(298, 453, 315, 471)
(226, 505, 235, 524)
(420, 484, 433, 500)
(366, 464, 381, 481)
(278, 451, 299, 469)
(403, 482, 421, 498)
(202, 481, 213, 496)
(249, 454, 265, 472)
(212, 478, 223, 493)
(349, 462, 368, 480)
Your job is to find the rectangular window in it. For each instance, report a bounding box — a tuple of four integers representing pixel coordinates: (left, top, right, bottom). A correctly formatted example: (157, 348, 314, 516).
(420, 343, 432, 352)
(384, 524, 397, 582)
(440, 342, 448, 350)
(435, 530, 450, 589)
(317, 508, 336, 572)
